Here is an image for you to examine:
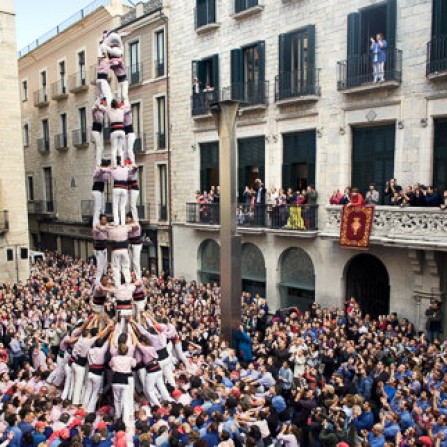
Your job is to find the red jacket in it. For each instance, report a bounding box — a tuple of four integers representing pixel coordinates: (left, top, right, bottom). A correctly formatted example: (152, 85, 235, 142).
(350, 193, 365, 206)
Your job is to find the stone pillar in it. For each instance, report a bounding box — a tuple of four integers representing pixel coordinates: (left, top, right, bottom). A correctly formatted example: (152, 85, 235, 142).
(211, 101, 241, 346)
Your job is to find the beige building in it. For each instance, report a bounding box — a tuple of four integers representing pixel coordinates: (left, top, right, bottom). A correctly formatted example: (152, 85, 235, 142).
(19, 0, 171, 275)
(169, 0, 447, 331)
(0, 0, 30, 282)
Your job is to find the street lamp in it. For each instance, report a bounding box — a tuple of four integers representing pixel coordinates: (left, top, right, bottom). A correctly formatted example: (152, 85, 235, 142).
(210, 100, 242, 346)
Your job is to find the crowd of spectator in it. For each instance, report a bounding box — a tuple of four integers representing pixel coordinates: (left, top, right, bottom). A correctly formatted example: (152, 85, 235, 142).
(0, 251, 446, 447)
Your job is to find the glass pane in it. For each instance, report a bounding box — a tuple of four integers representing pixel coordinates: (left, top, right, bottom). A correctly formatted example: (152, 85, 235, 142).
(159, 165, 167, 206)
(157, 31, 164, 64)
(158, 97, 165, 133)
(132, 103, 140, 134)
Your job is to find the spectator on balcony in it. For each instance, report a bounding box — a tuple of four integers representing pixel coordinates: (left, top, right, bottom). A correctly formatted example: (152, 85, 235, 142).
(306, 185, 318, 205)
(425, 186, 444, 207)
(192, 78, 200, 94)
(370, 33, 388, 83)
(329, 189, 342, 205)
(268, 187, 279, 205)
(409, 183, 426, 207)
(286, 187, 296, 205)
(295, 190, 307, 205)
(383, 179, 401, 205)
(254, 179, 267, 226)
(425, 300, 442, 343)
(347, 188, 365, 207)
(365, 183, 380, 205)
(440, 190, 447, 209)
(339, 187, 351, 205)
(203, 83, 215, 93)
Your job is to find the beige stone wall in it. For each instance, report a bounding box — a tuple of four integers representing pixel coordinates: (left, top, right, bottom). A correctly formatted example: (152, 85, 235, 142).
(0, 0, 30, 282)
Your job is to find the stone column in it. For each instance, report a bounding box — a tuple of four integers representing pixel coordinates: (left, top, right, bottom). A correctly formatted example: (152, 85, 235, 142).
(211, 101, 241, 346)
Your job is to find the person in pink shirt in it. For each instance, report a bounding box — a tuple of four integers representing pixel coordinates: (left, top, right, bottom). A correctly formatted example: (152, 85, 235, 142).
(92, 105, 106, 168)
(126, 213, 142, 281)
(95, 45, 112, 106)
(92, 215, 108, 284)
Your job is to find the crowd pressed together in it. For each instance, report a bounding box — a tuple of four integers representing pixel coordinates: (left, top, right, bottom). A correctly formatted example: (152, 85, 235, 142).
(0, 252, 446, 447)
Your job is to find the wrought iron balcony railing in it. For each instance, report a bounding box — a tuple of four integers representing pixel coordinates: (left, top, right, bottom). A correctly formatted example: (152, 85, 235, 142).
(221, 80, 269, 106)
(68, 71, 88, 93)
(191, 89, 219, 116)
(33, 89, 49, 107)
(275, 68, 321, 101)
(427, 36, 447, 76)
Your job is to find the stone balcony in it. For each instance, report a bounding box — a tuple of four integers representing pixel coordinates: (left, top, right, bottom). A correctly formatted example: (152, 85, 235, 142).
(321, 205, 447, 249)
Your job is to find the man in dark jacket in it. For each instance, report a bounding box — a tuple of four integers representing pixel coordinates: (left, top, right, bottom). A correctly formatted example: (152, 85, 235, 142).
(425, 300, 442, 342)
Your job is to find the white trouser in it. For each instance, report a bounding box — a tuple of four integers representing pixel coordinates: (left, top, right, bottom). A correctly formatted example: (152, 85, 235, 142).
(129, 244, 142, 280)
(137, 368, 146, 395)
(128, 190, 140, 222)
(133, 300, 146, 317)
(61, 362, 73, 400)
(144, 370, 171, 407)
(71, 362, 87, 405)
(48, 356, 67, 387)
(377, 61, 385, 81)
(134, 370, 143, 394)
(92, 130, 104, 167)
(128, 376, 135, 425)
(111, 249, 131, 286)
(126, 132, 136, 164)
(112, 383, 130, 422)
(94, 248, 108, 284)
(83, 372, 103, 413)
(92, 190, 105, 227)
(174, 341, 191, 368)
(96, 78, 112, 106)
(113, 188, 127, 225)
(92, 304, 105, 314)
(111, 130, 125, 167)
(118, 80, 129, 104)
(158, 356, 175, 387)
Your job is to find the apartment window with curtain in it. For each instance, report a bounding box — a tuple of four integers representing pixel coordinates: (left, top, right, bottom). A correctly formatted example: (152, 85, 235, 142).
(23, 124, 29, 147)
(129, 41, 140, 84)
(155, 30, 165, 77)
(158, 164, 168, 221)
(78, 51, 86, 85)
(156, 96, 166, 149)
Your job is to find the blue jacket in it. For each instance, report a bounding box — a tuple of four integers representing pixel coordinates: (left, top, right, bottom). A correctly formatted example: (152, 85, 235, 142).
(368, 433, 385, 447)
(354, 412, 374, 431)
(358, 376, 373, 400)
(235, 330, 253, 362)
(5, 427, 22, 447)
(371, 40, 388, 63)
(383, 422, 400, 441)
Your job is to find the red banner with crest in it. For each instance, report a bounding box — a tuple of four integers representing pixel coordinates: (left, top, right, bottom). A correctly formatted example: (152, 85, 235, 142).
(340, 205, 374, 249)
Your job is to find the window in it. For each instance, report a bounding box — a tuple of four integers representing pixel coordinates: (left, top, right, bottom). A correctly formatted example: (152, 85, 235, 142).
(158, 164, 168, 220)
(137, 166, 144, 207)
(195, 0, 216, 28)
(60, 113, 67, 147)
(428, 0, 447, 74)
(23, 124, 29, 147)
(433, 118, 447, 192)
(78, 51, 86, 85)
(191, 55, 219, 115)
(238, 137, 265, 200)
(132, 103, 141, 135)
(200, 142, 219, 193)
(235, 0, 258, 13)
(231, 41, 266, 105)
(40, 71, 47, 99)
(43, 167, 54, 212)
(282, 131, 316, 191)
(352, 125, 395, 197)
(22, 80, 28, 101)
(156, 96, 166, 149)
(129, 41, 140, 84)
(59, 61, 66, 93)
(278, 26, 316, 100)
(79, 107, 87, 142)
(155, 30, 165, 77)
(42, 119, 49, 149)
(27, 176, 34, 201)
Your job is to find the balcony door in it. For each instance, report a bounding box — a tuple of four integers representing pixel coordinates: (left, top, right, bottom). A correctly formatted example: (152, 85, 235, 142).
(433, 118, 447, 192)
(200, 142, 219, 193)
(43, 167, 54, 212)
(238, 137, 265, 201)
(129, 41, 140, 83)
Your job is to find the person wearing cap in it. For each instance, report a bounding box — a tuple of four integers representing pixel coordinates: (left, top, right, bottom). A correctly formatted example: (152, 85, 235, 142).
(126, 213, 142, 281)
(32, 421, 48, 447)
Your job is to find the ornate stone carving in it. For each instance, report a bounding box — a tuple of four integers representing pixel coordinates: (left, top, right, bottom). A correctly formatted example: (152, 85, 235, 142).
(366, 110, 377, 122)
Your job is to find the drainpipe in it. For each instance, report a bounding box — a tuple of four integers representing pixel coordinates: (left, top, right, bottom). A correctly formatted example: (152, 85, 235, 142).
(159, 11, 173, 276)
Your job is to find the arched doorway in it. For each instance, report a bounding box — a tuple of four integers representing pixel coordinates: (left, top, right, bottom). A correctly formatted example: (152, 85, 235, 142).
(279, 248, 315, 311)
(241, 243, 266, 297)
(345, 254, 390, 317)
(198, 239, 220, 284)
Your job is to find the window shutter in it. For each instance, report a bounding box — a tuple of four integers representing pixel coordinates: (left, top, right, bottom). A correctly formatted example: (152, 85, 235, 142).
(347, 12, 361, 57)
(238, 167, 244, 201)
(386, 0, 397, 49)
(279, 33, 292, 75)
(282, 164, 291, 189)
(208, 0, 216, 23)
(257, 40, 266, 103)
(235, 0, 243, 13)
(231, 48, 243, 100)
(307, 25, 316, 92)
(211, 54, 219, 89)
(432, 0, 447, 37)
(197, 60, 206, 89)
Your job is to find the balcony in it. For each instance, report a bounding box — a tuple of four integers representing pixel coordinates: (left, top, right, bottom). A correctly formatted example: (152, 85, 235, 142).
(127, 63, 143, 86)
(185, 203, 318, 234)
(54, 133, 68, 151)
(321, 205, 447, 249)
(68, 71, 88, 93)
(37, 138, 50, 153)
(337, 49, 402, 94)
(28, 200, 56, 216)
(191, 89, 219, 117)
(134, 134, 146, 154)
(427, 36, 447, 79)
(157, 132, 166, 150)
(159, 204, 168, 221)
(194, 6, 220, 34)
(33, 89, 49, 107)
(155, 60, 165, 78)
(72, 129, 89, 148)
(51, 80, 68, 100)
(275, 68, 321, 105)
(221, 80, 269, 109)
(233, 0, 264, 19)
(0, 210, 9, 233)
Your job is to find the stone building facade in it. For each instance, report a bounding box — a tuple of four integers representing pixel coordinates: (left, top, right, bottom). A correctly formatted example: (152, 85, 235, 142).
(19, 0, 171, 275)
(168, 0, 447, 331)
(0, 0, 30, 282)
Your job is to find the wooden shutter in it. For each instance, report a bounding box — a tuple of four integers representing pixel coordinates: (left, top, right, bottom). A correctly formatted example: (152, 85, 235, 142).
(231, 48, 243, 100)
(211, 54, 219, 89)
(307, 25, 316, 91)
(257, 40, 266, 102)
(279, 33, 292, 75)
(235, 0, 243, 13)
(386, 0, 397, 49)
(208, 0, 216, 23)
(432, 0, 447, 37)
(347, 12, 361, 57)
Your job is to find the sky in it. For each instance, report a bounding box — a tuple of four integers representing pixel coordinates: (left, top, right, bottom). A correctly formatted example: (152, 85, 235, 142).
(15, 0, 94, 50)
